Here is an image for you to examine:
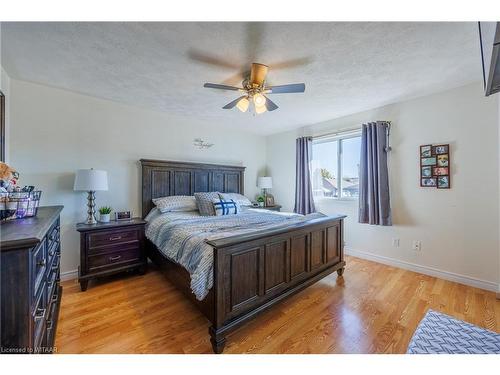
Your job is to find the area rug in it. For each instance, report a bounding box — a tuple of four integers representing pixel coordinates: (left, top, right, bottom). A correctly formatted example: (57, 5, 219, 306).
(407, 309, 500, 354)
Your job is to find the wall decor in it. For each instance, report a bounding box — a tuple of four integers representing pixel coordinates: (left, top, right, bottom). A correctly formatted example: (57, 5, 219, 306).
(193, 138, 214, 149)
(420, 144, 450, 189)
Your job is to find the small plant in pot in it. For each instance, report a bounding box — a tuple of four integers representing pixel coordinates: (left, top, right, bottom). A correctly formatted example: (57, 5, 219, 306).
(98, 206, 112, 223)
(256, 195, 265, 207)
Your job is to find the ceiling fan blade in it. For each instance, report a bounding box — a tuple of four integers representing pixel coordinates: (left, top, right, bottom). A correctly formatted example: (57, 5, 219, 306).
(222, 96, 247, 109)
(204, 83, 242, 91)
(270, 57, 312, 70)
(268, 83, 305, 94)
(250, 63, 269, 86)
(188, 50, 241, 70)
(264, 95, 278, 111)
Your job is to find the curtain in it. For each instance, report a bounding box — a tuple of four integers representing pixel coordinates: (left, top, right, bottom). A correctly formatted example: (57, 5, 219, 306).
(358, 122, 392, 226)
(294, 137, 316, 215)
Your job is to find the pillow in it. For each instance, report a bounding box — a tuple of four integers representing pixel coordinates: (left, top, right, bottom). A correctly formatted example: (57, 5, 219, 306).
(212, 198, 239, 216)
(152, 195, 197, 213)
(218, 192, 252, 207)
(194, 192, 221, 216)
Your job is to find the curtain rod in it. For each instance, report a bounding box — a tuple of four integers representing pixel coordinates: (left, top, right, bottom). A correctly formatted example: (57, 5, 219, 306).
(312, 121, 392, 141)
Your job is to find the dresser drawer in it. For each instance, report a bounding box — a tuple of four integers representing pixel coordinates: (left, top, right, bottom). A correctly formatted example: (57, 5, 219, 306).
(87, 244, 141, 271)
(88, 228, 139, 249)
(32, 284, 47, 349)
(31, 240, 47, 300)
(47, 220, 60, 249)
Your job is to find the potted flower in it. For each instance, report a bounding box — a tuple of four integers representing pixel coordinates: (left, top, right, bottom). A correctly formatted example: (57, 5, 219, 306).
(256, 195, 265, 207)
(98, 206, 112, 223)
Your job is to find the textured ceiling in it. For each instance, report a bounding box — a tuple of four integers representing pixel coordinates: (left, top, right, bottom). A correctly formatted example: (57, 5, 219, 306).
(1, 22, 482, 135)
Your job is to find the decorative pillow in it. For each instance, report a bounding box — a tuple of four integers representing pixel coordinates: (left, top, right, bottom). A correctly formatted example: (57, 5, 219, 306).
(218, 192, 252, 207)
(194, 192, 221, 216)
(212, 198, 239, 216)
(152, 195, 197, 213)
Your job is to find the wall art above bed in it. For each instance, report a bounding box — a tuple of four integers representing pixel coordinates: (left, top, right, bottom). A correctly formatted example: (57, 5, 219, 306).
(420, 144, 450, 189)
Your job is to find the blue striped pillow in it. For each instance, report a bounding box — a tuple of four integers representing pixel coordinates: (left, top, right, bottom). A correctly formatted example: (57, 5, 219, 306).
(212, 198, 239, 216)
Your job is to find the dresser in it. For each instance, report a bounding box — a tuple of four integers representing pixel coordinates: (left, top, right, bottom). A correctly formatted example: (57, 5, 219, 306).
(76, 218, 147, 291)
(1, 206, 63, 354)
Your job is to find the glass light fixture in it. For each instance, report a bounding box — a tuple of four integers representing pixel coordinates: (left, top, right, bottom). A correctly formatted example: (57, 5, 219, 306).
(255, 103, 267, 114)
(253, 93, 266, 107)
(236, 97, 250, 112)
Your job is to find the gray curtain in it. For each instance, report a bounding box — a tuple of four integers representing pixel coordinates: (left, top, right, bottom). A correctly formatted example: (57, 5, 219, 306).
(359, 122, 392, 226)
(294, 137, 316, 215)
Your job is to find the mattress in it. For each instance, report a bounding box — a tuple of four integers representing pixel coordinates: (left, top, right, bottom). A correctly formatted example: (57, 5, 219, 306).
(145, 208, 324, 300)
(407, 309, 500, 354)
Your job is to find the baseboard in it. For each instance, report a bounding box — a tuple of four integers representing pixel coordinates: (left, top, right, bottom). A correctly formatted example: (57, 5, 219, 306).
(60, 269, 78, 281)
(345, 247, 498, 293)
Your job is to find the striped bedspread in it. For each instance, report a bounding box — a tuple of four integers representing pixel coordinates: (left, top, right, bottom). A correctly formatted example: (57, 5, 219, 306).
(146, 209, 324, 301)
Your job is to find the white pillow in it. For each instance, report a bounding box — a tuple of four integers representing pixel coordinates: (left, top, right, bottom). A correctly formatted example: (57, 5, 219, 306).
(218, 193, 252, 207)
(212, 198, 240, 216)
(152, 195, 197, 213)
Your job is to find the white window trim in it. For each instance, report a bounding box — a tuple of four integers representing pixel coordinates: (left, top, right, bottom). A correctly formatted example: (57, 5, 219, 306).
(312, 129, 361, 201)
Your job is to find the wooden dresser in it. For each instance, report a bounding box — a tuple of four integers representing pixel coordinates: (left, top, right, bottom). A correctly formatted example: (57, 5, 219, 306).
(1, 206, 63, 354)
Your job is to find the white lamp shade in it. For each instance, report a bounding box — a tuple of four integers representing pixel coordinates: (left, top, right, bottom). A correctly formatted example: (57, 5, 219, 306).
(257, 176, 273, 189)
(74, 169, 108, 191)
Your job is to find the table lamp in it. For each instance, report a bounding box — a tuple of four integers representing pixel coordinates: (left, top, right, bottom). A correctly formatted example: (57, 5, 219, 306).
(257, 176, 273, 206)
(74, 169, 108, 224)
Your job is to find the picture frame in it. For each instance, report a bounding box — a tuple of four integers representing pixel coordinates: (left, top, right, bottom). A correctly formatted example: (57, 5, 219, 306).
(437, 154, 449, 167)
(265, 194, 275, 207)
(420, 145, 432, 158)
(421, 178, 437, 187)
(115, 211, 132, 221)
(421, 157, 437, 166)
(437, 176, 450, 189)
(419, 143, 450, 189)
(421, 166, 432, 177)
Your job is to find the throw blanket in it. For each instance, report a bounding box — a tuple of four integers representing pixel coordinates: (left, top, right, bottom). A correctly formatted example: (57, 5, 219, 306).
(407, 309, 500, 354)
(146, 210, 325, 301)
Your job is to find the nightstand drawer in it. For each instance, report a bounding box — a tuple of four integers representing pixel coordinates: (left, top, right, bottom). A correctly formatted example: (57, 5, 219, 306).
(87, 245, 141, 271)
(88, 228, 139, 249)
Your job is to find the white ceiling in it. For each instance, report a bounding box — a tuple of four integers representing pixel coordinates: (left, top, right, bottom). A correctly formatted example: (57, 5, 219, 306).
(1, 22, 482, 135)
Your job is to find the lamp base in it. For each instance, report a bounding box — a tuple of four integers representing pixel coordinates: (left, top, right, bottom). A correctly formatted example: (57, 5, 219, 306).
(85, 191, 97, 225)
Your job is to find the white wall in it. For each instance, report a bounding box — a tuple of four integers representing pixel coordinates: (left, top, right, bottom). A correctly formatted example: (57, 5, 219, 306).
(9, 79, 267, 277)
(0, 66, 10, 162)
(267, 82, 500, 290)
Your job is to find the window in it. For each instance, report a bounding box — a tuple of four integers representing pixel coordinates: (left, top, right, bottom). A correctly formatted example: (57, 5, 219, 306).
(311, 132, 361, 199)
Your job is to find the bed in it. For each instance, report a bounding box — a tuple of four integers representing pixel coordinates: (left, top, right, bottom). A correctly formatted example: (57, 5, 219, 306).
(141, 159, 346, 353)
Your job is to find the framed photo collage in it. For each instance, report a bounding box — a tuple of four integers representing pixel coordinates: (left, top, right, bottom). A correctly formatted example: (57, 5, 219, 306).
(420, 144, 450, 189)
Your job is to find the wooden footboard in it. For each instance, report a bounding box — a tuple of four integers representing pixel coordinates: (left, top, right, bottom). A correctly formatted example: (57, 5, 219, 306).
(206, 214, 346, 353)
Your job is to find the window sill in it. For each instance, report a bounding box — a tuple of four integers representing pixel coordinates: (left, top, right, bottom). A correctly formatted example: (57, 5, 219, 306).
(314, 197, 358, 203)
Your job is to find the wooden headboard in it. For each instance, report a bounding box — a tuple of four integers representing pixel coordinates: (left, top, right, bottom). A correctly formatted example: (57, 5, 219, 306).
(140, 159, 246, 218)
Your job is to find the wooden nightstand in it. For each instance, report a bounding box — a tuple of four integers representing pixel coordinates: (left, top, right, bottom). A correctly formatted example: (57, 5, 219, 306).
(76, 218, 147, 291)
(256, 205, 282, 212)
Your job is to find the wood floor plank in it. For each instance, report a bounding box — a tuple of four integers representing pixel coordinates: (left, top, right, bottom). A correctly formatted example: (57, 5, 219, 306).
(55, 255, 500, 354)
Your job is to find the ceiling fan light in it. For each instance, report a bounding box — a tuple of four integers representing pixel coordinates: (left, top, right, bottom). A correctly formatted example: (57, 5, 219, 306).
(255, 103, 267, 114)
(253, 93, 266, 107)
(236, 97, 250, 112)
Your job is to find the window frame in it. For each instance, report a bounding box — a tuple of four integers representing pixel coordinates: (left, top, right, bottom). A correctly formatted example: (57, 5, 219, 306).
(312, 130, 361, 201)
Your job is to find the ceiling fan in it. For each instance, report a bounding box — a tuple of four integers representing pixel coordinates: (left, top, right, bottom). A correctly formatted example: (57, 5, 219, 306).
(203, 63, 305, 115)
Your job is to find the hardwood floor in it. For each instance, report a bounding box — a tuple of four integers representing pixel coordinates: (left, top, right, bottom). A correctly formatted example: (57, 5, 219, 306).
(55, 256, 500, 354)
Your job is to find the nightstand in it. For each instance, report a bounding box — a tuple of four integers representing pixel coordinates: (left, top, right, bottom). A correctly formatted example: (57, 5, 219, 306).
(256, 205, 282, 212)
(76, 218, 147, 291)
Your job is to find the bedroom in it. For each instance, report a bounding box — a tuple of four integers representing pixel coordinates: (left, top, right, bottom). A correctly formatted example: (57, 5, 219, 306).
(1, 0, 499, 370)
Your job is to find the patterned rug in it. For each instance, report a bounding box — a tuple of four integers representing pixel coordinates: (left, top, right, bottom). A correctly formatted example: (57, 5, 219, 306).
(407, 309, 500, 354)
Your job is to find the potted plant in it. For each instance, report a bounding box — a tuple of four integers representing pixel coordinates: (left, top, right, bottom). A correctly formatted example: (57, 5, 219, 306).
(98, 206, 112, 223)
(256, 195, 265, 207)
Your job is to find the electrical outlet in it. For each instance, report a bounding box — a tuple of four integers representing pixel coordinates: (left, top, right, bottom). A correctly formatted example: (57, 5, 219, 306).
(412, 240, 421, 251)
(392, 238, 400, 247)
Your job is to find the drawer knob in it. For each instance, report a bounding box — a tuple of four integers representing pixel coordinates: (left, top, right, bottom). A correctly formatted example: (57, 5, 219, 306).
(109, 235, 122, 241)
(37, 259, 46, 267)
(109, 255, 122, 261)
(51, 294, 58, 303)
